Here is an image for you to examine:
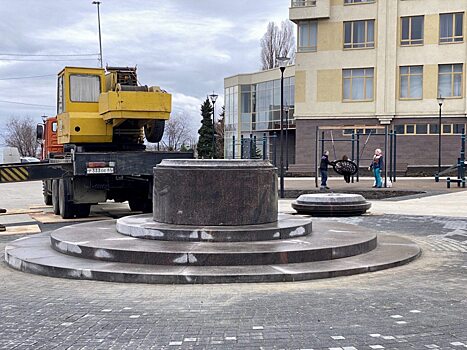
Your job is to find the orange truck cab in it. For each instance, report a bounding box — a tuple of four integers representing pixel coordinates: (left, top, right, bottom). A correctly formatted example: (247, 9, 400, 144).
(38, 117, 64, 160)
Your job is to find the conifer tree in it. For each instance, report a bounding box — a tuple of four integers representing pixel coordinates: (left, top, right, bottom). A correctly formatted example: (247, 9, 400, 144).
(197, 97, 214, 158)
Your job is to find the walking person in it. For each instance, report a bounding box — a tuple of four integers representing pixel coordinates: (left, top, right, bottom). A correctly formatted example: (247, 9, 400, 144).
(320, 150, 331, 190)
(369, 148, 384, 188)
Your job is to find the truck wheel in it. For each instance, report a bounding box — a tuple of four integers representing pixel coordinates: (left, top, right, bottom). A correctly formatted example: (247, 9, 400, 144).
(43, 180, 52, 205)
(75, 204, 91, 218)
(59, 178, 75, 219)
(128, 198, 152, 213)
(144, 120, 165, 143)
(52, 179, 60, 215)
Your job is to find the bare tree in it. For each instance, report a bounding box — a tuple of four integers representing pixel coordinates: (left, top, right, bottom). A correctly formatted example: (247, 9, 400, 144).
(160, 113, 196, 151)
(2, 117, 38, 157)
(260, 20, 296, 70)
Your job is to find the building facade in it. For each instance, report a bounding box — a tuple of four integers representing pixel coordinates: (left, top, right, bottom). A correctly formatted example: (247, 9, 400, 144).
(224, 68, 295, 161)
(225, 0, 467, 174)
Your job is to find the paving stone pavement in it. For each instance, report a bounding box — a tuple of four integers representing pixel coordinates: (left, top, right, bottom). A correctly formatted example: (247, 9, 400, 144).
(0, 215, 466, 350)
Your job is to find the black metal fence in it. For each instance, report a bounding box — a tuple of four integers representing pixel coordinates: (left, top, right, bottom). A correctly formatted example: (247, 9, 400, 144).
(229, 133, 279, 165)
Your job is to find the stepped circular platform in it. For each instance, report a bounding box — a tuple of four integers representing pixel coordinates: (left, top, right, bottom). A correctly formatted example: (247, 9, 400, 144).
(4, 160, 420, 284)
(292, 193, 372, 216)
(116, 213, 312, 242)
(4, 216, 420, 284)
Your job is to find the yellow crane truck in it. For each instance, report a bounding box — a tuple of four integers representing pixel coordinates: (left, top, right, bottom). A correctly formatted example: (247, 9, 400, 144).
(0, 66, 192, 218)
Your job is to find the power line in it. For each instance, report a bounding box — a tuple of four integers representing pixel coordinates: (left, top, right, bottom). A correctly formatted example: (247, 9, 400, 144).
(0, 74, 56, 81)
(0, 53, 99, 57)
(0, 58, 98, 62)
(0, 100, 55, 108)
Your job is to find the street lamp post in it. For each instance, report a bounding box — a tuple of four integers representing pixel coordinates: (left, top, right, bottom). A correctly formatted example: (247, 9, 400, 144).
(284, 105, 290, 171)
(437, 96, 445, 180)
(277, 56, 290, 199)
(92, 1, 103, 68)
(209, 92, 218, 159)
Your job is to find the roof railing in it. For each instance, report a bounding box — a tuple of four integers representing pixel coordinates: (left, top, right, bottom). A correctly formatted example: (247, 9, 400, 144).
(291, 0, 317, 7)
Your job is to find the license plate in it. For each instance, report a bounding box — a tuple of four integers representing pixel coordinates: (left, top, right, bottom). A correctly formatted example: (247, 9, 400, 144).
(86, 167, 114, 174)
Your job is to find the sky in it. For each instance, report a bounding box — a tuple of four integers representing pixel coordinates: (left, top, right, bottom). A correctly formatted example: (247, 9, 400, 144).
(0, 0, 291, 141)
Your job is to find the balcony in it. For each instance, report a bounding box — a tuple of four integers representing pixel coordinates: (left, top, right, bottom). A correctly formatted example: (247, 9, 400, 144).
(289, 0, 330, 22)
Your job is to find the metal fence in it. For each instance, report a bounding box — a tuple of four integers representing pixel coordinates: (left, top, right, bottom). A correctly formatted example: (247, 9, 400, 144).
(228, 133, 279, 165)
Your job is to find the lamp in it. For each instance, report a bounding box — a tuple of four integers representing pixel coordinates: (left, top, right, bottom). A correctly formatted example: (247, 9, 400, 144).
(277, 57, 290, 198)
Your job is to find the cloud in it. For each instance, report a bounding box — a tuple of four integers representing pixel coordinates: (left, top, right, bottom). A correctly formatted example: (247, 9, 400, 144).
(0, 0, 291, 134)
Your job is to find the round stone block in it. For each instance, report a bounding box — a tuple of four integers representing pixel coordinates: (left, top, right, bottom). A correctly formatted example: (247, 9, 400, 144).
(292, 193, 371, 216)
(153, 159, 278, 226)
(117, 213, 312, 242)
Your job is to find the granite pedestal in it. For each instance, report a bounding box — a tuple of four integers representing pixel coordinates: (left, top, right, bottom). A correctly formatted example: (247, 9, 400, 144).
(5, 160, 419, 284)
(292, 193, 372, 216)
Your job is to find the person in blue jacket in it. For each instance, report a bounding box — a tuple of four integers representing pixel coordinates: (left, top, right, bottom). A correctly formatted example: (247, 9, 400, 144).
(369, 148, 384, 188)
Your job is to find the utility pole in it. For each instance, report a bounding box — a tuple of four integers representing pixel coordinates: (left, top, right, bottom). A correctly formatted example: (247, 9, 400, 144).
(92, 1, 103, 68)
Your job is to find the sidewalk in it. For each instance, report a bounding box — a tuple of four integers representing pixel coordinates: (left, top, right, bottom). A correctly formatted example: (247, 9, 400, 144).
(283, 176, 467, 218)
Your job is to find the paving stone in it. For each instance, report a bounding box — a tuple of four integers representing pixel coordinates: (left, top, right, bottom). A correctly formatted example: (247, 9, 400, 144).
(0, 214, 465, 349)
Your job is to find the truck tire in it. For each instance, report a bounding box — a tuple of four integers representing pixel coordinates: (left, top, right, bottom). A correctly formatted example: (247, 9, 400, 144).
(43, 180, 52, 205)
(144, 120, 165, 143)
(128, 198, 152, 213)
(75, 204, 91, 218)
(52, 179, 60, 215)
(59, 178, 75, 219)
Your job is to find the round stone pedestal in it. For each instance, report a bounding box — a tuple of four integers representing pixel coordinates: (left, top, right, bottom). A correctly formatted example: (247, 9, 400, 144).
(153, 160, 277, 226)
(292, 193, 371, 216)
(4, 161, 421, 284)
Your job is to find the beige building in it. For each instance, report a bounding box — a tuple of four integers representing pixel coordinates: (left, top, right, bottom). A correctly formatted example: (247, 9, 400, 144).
(226, 0, 467, 174)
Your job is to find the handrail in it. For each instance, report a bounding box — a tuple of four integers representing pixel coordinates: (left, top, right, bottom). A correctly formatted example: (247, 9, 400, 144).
(291, 0, 317, 7)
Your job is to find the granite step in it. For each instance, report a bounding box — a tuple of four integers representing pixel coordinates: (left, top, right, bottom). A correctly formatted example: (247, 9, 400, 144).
(5, 233, 421, 284)
(116, 213, 313, 242)
(49, 220, 377, 266)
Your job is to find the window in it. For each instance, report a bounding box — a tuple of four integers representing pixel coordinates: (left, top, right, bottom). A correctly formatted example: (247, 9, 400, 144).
(344, 20, 375, 49)
(343, 68, 374, 101)
(52, 122, 58, 133)
(298, 21, 317, 52)
(401, 16, 424, 45)
(443, 124, 453, 134)
(429, 123, 439, 134)
(405, 124, 415, 134)
(440, 13, 464, 43)
(291, 0, 316, 7)
(454, 123, 466, 134)
(57, 75, 64, 114)
(394, 125, 404, 134)
(400, 66, 423, 99)
(344, 0, 375, 3)
(416, 124, 428, 134)
(438, 64, 463, 98)
(69, 74, 101, 102)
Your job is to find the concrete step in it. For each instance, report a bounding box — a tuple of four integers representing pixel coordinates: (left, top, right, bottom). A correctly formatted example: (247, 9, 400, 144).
(116, 213, 313, 242)
(5, 233, 420, 284)
(50, 220, 377, 266)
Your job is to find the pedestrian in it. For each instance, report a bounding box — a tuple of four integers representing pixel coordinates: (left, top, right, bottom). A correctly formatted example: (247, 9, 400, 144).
(369, 148, 384, 188)
(320, 150, 331, 190)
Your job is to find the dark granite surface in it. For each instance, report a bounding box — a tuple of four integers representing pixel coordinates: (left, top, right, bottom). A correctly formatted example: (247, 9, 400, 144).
(5, 233, 420, 284)
(153, 160, 278, 226)
(49, 219, 377, 266)
(117, 213, 312, 242)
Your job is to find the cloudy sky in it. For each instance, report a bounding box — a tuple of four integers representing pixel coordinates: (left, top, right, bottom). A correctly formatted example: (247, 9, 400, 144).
(0, 0, 291, 140)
